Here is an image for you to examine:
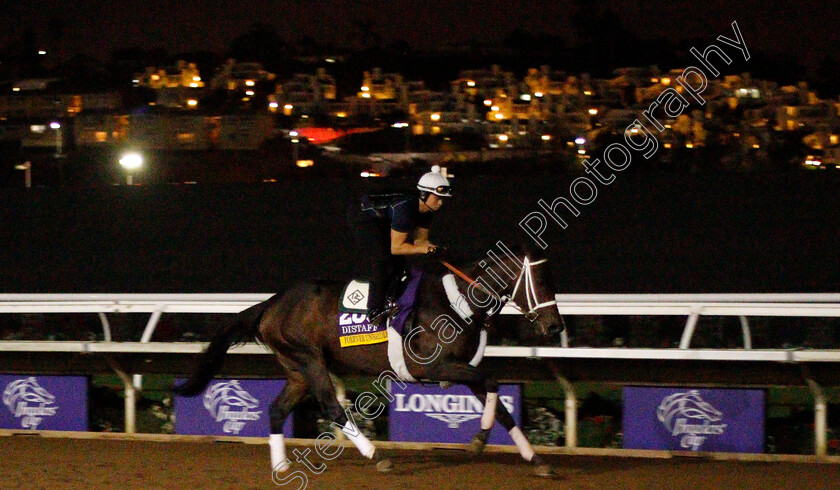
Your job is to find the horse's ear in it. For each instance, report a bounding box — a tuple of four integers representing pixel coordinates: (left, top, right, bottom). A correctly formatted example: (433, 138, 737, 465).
(519, 240, 547, 261)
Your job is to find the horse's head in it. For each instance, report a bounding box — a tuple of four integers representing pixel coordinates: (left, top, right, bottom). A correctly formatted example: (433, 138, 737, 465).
(508, 251, 564, 346)
(472, 243, 563, 346)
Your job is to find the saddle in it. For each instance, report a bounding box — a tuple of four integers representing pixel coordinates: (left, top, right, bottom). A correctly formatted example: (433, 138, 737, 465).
(340, 269, 423, 337)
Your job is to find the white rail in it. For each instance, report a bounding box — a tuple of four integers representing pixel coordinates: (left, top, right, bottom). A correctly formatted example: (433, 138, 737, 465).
(2, 293, 840, 457)
(4, 292, 840, 349)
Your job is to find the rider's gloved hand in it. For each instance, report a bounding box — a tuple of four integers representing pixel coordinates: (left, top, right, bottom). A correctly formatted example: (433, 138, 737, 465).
(427, 245, 449, 259)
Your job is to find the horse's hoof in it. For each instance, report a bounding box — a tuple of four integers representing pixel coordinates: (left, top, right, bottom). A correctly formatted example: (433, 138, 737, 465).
(533, 464, 553, 477)
(531, 454, 552, 477)
(469, 433, 487, 455)
(375, 458, 393, 472)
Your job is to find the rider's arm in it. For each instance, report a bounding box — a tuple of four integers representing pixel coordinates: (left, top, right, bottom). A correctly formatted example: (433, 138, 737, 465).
(391, 229, 433, 255)
(413, 227, 434, 249)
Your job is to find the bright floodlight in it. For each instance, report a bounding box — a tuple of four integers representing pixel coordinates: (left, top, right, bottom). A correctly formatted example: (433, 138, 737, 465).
(119, 152, 143, 170)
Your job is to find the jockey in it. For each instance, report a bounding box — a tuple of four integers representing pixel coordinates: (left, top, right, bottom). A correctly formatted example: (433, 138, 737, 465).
(347, 165, 452, 326)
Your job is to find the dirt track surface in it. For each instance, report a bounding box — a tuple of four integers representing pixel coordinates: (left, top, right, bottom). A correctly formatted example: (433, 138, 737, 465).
(2, 436, 839, 489)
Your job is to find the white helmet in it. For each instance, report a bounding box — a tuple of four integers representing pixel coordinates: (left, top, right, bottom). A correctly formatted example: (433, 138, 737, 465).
(417, 165, 452, 197)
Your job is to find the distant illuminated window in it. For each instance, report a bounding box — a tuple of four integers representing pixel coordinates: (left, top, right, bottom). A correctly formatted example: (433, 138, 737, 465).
(177, 133, 196, 143)
(95, 131, 108, 142)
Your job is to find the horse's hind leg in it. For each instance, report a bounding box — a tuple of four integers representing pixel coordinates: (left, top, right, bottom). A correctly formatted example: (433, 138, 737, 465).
(269, 370, 309, 473)
(299, 357, 391, 471)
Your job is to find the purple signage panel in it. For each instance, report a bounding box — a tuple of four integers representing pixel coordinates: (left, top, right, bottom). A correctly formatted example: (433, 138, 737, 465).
(175, 379, 293, 437)
(0, 375, 88, 431)
(623, 387, 764, 453)
(389, 383, 521, 445)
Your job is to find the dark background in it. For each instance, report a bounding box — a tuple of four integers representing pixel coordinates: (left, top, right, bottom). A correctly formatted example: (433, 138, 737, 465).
(1, 170, 837, 294)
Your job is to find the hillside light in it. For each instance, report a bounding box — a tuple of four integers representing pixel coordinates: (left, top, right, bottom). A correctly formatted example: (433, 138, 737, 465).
(483, 99, 492, 106)
(498, 134, 509, 142)
(574, 137, 586, 145)
(245, 80, 255, 87)
(541, 135, 551, 141)
(119, 152, 143, 185)
(50, 122, 63, 157)
(15, 161, 31, 188)
(430, 113, 441, 121)
(588, 108, 598, 115)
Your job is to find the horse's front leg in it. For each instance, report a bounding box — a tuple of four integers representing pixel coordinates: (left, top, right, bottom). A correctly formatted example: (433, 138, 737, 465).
(431, 363, 552, 477)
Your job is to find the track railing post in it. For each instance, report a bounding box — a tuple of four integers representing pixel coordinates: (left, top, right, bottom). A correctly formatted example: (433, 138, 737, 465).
(806, 378, 827, 458)
(739, 316, 752, 349)
(679, 309, 702, 349)
(105, 356, 137, 434)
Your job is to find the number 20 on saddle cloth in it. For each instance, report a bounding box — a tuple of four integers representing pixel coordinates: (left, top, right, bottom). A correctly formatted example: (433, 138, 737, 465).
(338, 269, 422, 348)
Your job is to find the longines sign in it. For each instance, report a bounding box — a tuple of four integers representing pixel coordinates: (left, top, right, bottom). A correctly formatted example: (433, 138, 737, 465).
(389, 383, 521, 444)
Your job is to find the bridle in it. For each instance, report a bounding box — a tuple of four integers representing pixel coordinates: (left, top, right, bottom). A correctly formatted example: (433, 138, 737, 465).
(509, 257, 557, 323)
(440, 256, 557, 324)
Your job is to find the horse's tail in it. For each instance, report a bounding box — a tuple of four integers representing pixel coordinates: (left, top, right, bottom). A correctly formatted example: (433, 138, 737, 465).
(172, 297, 274, 397)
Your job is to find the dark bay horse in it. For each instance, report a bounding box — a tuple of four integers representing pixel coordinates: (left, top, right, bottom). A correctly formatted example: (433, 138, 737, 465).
(174, 244, 563, 477)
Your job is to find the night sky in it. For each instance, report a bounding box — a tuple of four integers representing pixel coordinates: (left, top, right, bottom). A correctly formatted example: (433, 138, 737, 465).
(3, 0, 839, 70)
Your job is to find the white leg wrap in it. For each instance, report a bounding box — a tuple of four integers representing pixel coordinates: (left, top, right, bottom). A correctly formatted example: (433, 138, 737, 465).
(269, 433, 289, 472)
(509, 427, 535, 462)
(344, 420, 375, 459)
(481, 392, 498, 430)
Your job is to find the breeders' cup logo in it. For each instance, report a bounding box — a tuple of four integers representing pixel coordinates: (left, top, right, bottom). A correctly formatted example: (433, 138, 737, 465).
(657, 390, 727, 450)
(2, 377, 59, 429)
(347, 289, 365, 305)
(203, 380, 262, 434)
(394, 393, 515, 428)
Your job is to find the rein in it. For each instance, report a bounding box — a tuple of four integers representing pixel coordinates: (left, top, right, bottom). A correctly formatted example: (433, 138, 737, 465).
(439, 258, 556, 321)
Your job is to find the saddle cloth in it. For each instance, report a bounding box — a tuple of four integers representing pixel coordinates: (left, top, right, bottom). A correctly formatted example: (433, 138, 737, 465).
(338, 270, 423, 347)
